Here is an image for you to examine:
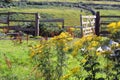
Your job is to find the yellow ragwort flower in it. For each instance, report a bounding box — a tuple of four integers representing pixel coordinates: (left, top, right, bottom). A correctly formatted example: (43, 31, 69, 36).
(70, 67, 80, 74)
(81, 59, 87, 63)
(91, 41, 99, 47)
(71, 51, 77, 57)
(96, 52, 101, 56)
(61, 73, 71, 80)
(107, 22, 116, 29)
(63, 46, 69, 52)
(70, 27, 75, 32)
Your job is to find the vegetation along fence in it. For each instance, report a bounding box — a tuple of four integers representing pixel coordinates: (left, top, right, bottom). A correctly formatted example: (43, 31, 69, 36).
(100, 15, 120, 35)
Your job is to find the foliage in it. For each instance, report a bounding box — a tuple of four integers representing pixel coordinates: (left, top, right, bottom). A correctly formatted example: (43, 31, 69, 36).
(4, 0, 13, 3)
(30, 32, 73, 80)
(30, 32, 120, 79)
(0, 40, 38, 80)
(107, 21, 120, 41)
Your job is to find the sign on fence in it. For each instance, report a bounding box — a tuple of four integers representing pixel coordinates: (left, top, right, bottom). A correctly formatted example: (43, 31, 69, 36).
(80, 15, 96, 37)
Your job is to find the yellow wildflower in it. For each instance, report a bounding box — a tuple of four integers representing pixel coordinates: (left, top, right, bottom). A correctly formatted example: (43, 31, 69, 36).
(96, 52, 101, 56)
(74, 41, 83, 48)
(29, 47, 33, 50)
(35, 45, 40, 48)
(61, 73, 71, 80)
(30, 51, 35, 58)
(67, 37, 73, 41)
(91, 41, 99, 47)
(58, 25, 62, 28)
(102, 50, 112, 55)
(81, 59, 87, 63)
(63, 46, 69, 52)
(86, 35, 93, 41)
(117, 21, 120, 28)
(107, 22, 116, 29)
(118, 44, 120, 48)
(71, 51, 77, 57)
(70, 67, 80, 74)
(76, 28, 80, 30)
(70, 27, 75, 31)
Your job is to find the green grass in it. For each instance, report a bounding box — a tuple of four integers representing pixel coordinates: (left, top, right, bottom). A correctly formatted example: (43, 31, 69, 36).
(0, 40, 39, 79)
(0, 39, 81, 79)
(0, 7, 83, 26)
(96, 9, 120, 16)
(15, 0, 120, 4)
(13, 0, 120, 5)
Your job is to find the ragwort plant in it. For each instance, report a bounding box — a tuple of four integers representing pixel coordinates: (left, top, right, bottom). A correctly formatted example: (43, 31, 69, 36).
(71, 35, 111, 80)
(30, 30, 120, 79)
(30, 32, 73, 80)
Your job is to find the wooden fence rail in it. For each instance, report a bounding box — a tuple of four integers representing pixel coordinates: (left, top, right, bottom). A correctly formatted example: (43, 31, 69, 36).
(0, 12, 64, 36)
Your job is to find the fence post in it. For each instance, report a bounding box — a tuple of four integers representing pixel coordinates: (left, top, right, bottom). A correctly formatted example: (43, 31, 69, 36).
(62, 19, 64, 28)
(95, 11, 100, 36)
(35, 13, 40, 36)
(80, 14, 83, 37)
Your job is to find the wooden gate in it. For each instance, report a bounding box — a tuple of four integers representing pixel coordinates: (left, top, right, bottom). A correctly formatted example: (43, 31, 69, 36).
(80, 15, 96, 37)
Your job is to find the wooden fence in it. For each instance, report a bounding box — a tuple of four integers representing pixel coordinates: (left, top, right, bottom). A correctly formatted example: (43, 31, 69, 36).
(0, 12, 40, 36)
(0, 12, 64, 36)
(80, 12, 100, 37)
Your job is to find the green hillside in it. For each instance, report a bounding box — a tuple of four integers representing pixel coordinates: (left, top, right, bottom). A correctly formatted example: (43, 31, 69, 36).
(0, 0, 120, 26)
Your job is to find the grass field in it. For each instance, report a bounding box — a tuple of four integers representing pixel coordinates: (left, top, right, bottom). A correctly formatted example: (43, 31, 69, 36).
(0, 40, 40, 79)
(0, 0, 120, 80)
(1, 7, 120, 27)
(96, 9, 120, 16)
(14, 0, 120, 5)
(0, 39, 81, 79)
(0, 7, 83, 26)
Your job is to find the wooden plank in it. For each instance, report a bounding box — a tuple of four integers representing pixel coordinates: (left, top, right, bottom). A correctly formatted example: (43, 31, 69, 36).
(9, 12, 36, 15)
(0, 26, 18, 28)
(40, 19, 64, 22)
(100, 31, 110, 34)
(0, 26, 35, 31)
(101, 16, 120, 18)
(83, 27, 94, 30)
(8, 27, 35, 31)
(0, 13, 8, 15)
(35, 13, 40, 36)
(82, 16, 96, 18)
(9, 20, 35, 22)
(100, 21, 119, 25)
(12, 28, 35, 31)
(82, 21, 95, 24)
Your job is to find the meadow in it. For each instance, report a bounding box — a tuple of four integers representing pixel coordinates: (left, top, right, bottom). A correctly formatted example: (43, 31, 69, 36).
(0, 40, 39, 79)
(0, 0, 120, 80)
(15, 0, 120, 5)
(0, 7, 82, 26)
